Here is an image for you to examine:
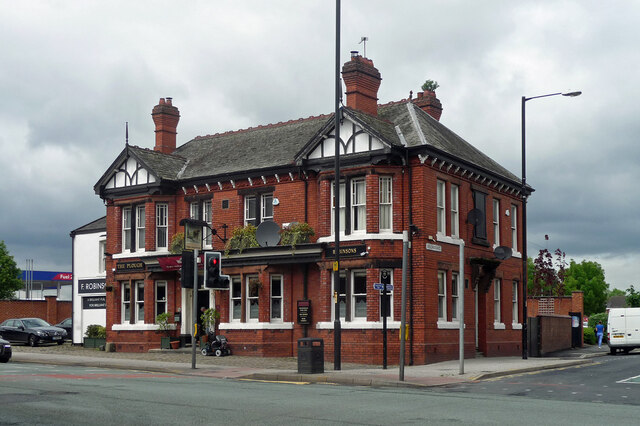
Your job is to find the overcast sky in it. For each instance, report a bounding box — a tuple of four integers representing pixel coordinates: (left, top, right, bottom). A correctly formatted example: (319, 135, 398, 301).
(1, 1, 638, 291)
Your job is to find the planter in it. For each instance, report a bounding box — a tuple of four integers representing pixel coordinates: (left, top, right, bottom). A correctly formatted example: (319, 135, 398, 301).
(170, 340, 180, 349)
(160, 336, 171, 349)
(84, 338, 106, 349)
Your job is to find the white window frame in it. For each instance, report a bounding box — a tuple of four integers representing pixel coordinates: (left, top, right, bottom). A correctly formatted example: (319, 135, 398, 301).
(246, 275, 260, 322)
(351, 270, 367, 320)
(135, 280, 145, 324)
(156, 203, 168, 250)
(511, 205, 518, 251)
(436, 180, 446, 235)
(494, 279, 501, 324)
(351, 179, 366, 233)
(262, 194, 274, 222)
(451, 272, 459, 321)
(230, 276, 242, 322)
(98, 240, 106, 274)
(122, 282, 131, 323)
(155, 281, 167, 316)
(270, 275, 283, 322)
(244, 196, 256, 226)
(438, 270, 446, 320)
(493, 199, 500, 246)
(379, 176, 392, 231)
(203, 201, 212, 248)
(136, 205, 146, 251)
(122, 207, 132, 252)
(450, 184, 459, 237)
(331, 181, 346, 235)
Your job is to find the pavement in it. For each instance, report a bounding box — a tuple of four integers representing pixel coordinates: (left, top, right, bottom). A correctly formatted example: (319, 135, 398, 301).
(8, 343, 608, 388)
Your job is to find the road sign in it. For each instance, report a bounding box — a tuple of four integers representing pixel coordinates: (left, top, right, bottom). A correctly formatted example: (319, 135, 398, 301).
(373, 283, 394, 291)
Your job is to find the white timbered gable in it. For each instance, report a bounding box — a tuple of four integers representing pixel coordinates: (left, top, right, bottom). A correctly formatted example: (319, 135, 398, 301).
(306, 117, 386, 160)
(105, 156, 156, 189)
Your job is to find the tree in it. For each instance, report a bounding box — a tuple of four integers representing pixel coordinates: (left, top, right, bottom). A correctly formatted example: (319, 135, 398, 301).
(529, 248, 566, 296)
(608, 288, 626, 298)
(626, 285, 640, 308)
(563, 260, 609, 316)
(0, 240, 22, 300)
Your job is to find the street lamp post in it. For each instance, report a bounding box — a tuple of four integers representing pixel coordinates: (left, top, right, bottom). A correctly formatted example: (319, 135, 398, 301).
(521, 91, 581, 360)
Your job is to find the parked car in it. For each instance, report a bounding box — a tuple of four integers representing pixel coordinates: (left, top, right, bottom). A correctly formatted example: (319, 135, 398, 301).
(54, 318, 73, 337)
(0, 337, 11, 363)
(0, 318, 67, 347)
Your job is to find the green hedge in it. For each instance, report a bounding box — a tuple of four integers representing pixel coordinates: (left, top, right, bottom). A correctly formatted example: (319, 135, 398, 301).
(583, 327, 596, 345)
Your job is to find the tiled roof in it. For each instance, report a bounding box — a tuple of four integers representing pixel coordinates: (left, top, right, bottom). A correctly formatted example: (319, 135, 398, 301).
(127, 145, 187, 181)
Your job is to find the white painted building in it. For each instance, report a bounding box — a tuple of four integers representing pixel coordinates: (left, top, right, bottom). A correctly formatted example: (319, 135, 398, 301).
(70, 217, 107, 345)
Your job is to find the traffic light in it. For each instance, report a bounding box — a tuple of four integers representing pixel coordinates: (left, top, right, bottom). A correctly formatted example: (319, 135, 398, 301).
(204, 251, 230, 290)
(180, 251, 194, 288)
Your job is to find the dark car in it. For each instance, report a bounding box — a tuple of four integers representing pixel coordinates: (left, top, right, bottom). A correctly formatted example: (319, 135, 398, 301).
(0, 337, 11, 363)
(0, 318, 67, 347)
(54, 318, 73, 337)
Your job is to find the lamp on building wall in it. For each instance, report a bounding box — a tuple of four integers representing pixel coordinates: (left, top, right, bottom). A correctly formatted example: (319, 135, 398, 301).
(521, 91, 581, 360)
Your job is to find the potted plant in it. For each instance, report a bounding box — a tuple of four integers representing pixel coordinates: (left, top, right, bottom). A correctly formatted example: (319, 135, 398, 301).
(280, 222, 315, 252)
(224, 224, 259, 255)
(155, 312, 174, 349)
(84, 324, 106, 349)
(421, 79, 440, 93)
(200, 308, 221, 337)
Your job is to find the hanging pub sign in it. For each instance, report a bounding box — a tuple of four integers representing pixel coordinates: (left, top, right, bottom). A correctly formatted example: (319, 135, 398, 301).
(297, 300, 312, 325)
(116, 261, 145, 272)
(324, 244, 367, 258)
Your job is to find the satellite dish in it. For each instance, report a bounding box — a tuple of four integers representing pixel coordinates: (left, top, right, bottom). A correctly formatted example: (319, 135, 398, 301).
(494, 246, 513, 260)
(256, 221, 281, 247)
(466, 208, 484, 226)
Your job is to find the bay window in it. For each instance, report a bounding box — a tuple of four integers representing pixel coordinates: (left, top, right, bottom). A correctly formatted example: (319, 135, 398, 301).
(246, 275, 260, 322)
(352, 271, 367, 319)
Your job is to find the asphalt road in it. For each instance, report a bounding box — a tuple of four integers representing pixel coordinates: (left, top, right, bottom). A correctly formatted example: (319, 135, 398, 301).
(443, 351, 640, 405)
(2, 362, 640, 425)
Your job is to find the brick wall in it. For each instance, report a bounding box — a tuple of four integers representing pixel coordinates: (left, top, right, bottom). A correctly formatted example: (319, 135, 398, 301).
(538, 314, 572, 355)
(0, 297, 71, 325)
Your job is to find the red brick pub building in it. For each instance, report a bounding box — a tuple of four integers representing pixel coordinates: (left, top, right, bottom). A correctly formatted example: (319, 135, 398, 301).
(94, 54, 528, 364)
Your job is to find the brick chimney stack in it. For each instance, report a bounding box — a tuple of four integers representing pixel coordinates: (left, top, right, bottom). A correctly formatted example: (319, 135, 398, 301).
(152, 97, 180, 154)
(341, 52, 382, 116)
(413, 90, 443, 121)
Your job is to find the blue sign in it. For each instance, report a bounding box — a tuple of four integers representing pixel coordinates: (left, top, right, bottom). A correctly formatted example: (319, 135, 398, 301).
(373, 283, 394, 291)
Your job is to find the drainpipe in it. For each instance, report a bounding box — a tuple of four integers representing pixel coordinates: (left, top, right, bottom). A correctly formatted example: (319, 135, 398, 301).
(406, 149, 414, 365)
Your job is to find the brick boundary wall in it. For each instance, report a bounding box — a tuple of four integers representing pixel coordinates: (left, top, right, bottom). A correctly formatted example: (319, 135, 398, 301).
(0, 297, 71, 325)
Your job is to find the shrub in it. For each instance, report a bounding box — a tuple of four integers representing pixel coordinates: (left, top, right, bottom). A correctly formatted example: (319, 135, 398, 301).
(85, 324, 106, 339)
(280, 222, 315, 251)
(583, 327, 596, 345)
(155, 312, 172, 337)
(224, 224, 259, 255)
(421, 79, 440, 92)
(589, 312, 608, 329)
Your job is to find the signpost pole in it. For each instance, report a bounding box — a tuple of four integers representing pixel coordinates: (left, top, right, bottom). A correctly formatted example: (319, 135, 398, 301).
(382, 283, 388, 369)
(191, 248, 198, 369)
(459, 240, 465, 375)
(399, 231, 409, 381)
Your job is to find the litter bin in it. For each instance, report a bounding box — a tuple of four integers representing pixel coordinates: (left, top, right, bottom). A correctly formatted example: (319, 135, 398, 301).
(297, 338, 324, 374)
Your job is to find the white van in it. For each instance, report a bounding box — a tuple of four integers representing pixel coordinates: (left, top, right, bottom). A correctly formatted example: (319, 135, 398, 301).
(607, 308, 640, 354)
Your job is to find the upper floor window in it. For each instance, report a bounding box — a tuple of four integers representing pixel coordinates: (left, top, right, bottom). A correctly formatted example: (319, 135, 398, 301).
(511, 205, 518, 251)
(136, 205, 145, 251)
(493, 199, 500, 246)
(436, 180, 446, 234)
(98, 240, 106, 274)
(270, 275, 283, 321)
(244, 194, 273, 226)
(450, 184, 459, 237)
(122, 207, 132, 251)
(379, 176, 392, 231)
(351, 179, 366, 232)
(191, 200, 213, 248)
(473, 190, 488, 242)
(156, 203, 168, 250)
(331, 182, 346, 234)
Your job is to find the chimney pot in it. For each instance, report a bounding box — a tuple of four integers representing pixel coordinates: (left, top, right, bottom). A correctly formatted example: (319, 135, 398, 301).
(152, 98, 180, 154)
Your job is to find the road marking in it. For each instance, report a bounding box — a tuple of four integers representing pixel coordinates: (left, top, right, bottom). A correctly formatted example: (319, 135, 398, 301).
(616, 374, 640, 384)
(238, 378, 310, 385)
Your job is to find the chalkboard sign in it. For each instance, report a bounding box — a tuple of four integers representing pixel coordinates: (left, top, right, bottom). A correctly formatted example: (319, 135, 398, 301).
(297, 300, 311, 325)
